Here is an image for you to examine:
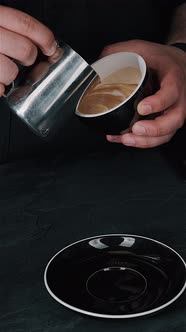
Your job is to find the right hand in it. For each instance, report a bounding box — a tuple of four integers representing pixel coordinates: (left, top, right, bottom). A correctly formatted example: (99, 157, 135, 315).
(0, 5, 57, 96)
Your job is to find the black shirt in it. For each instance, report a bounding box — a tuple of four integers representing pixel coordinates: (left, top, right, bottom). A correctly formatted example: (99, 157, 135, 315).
(0, 0, 184, 163)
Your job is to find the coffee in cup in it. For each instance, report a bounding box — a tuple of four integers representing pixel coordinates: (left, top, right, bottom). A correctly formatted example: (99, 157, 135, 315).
(77, 67, 141, 116)
(76, 52, 157, 135)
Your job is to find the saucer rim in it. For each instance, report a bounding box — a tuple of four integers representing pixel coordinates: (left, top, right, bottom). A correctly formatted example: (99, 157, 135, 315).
(44, 233, 186, 319)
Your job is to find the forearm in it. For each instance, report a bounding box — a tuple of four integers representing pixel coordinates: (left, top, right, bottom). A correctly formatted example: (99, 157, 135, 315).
(167, 3, 186, 44)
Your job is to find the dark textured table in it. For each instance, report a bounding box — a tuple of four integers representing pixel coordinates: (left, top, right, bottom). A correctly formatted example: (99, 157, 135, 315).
(0, 135, 185, 332)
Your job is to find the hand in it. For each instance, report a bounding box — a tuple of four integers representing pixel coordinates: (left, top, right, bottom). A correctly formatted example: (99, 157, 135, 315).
(0, 6, 58, 97)
(100, 40, 186, 148)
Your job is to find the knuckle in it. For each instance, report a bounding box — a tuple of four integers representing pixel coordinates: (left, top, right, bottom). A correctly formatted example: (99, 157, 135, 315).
(152, 125, 160, 137)
(158, 97, 166, 111)
(20, 13, 35, 34)
(144, 123, 160, 137)
(177, 111, 185, 129)
(0, 83, 5, 97)
(173, 83, 180, 99)
(164, 135, 172, 144)
(6, 63, 19, 85)
(42, 31, 55, 51)
(0, 55, 18, 85)
(171, 65, 184, 86)
(0, 27, 3, 44)
(136, 136, 153, 148)
(141, 141, 150, 148)
(173, 64, 182, 77)
(21, 41, 37, 65)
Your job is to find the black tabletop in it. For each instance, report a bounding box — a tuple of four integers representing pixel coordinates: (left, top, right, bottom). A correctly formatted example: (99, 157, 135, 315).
(0, 134, 185, 331)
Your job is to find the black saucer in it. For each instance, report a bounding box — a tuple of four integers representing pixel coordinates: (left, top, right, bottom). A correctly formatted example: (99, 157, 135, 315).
(44, 234, 186, 318)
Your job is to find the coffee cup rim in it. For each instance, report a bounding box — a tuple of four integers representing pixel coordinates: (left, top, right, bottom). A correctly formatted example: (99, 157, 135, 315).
(75, 52, 146, 118)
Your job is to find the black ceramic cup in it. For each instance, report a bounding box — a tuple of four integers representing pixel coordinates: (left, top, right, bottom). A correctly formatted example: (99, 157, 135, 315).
(75, 52, 158, 135)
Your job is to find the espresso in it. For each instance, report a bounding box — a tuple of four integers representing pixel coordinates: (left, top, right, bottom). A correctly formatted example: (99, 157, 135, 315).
(77, 67, 141, 115)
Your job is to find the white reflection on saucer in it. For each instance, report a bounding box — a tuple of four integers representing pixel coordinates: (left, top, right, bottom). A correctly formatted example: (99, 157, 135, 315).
(119, 237, 135, 248)
(89, 238, 109, 249)
(88, 237, 136, 250)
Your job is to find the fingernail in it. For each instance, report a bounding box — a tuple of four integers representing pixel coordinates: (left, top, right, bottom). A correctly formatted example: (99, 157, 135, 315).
(133, 124, 146, 135)
(122, 136, 136, 146)
(138, 104, 152, 115)
(44, 41, 57, 56)
(48, 48, 64, 64)
(106, 135, 116, 142)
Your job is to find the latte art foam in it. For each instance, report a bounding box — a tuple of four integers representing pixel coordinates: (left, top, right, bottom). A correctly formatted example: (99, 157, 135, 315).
(78, 67, 141, 115)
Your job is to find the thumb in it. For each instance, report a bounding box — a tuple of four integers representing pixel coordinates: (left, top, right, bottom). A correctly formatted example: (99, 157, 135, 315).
(137, 80, 178, 116)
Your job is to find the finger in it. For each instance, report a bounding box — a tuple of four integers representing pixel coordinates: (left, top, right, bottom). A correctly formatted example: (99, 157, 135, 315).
(107, 132, 174, 148)
(0, 27, 38, 66)
(0, 54, 19, 85)
(137, 75, 179, 116)
(48, 47, 64, 64)
(0, 82, 5, 96)
(100, 40, 155, 60)
(100, 40, 171, 71)
(100, 41, 135, 57)
(0, 6, 56, 56)
(132, 107, 185, 137)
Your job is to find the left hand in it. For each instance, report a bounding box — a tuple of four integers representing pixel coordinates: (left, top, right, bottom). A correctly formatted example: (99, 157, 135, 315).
(100, 40, 186, 148)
